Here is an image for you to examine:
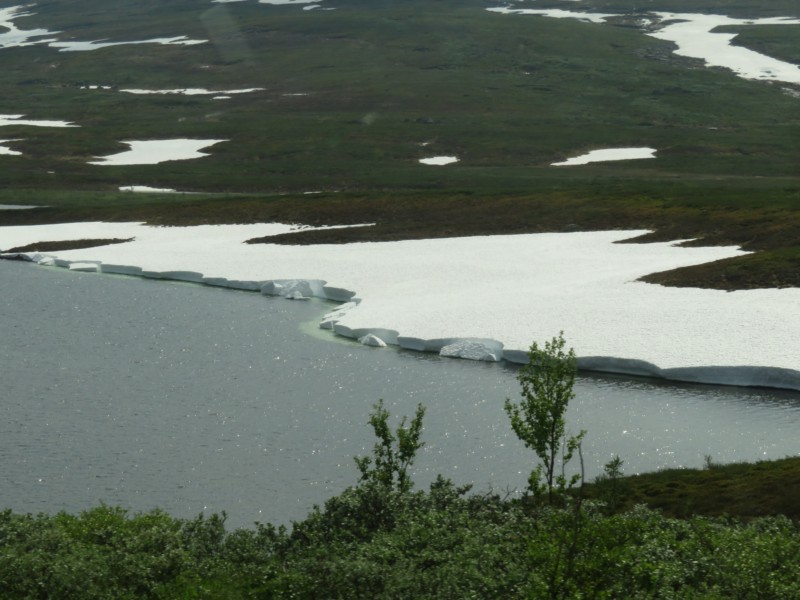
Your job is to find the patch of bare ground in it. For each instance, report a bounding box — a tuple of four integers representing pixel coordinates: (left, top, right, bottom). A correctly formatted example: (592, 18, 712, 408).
(3, 238, 133, 253)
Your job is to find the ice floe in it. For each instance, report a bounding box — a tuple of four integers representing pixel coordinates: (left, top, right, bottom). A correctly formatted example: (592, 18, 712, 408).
(1, 222, 799, 390)
(552, 147, 657, 166)
(420, 156, 459, 166)
(89, 139, 228, 166)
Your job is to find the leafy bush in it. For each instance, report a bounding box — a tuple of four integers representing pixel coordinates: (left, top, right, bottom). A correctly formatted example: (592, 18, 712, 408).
(1, 401, 799, 598)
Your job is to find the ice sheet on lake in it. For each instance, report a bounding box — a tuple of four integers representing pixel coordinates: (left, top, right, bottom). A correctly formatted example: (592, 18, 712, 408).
(2, 221, 799, 390)
(89, 139, 228, 166)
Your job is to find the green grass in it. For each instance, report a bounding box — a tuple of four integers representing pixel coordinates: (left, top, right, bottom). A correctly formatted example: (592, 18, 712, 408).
(725, 24, 800, 65)
(584, 456, 800, 520)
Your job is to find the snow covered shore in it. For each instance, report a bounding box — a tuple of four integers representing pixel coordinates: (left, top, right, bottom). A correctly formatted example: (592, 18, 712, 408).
(2, 221, 799, 391)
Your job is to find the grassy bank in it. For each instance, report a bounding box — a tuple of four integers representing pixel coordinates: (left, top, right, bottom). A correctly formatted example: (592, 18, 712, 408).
(3, 181, 799, 289)
(584, 456, 800, 520)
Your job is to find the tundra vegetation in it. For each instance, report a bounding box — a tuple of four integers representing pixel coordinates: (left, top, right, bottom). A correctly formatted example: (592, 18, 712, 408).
(1, 1, 799, 595)
(2, 336, 799, 598)
(1, 415, 799, 599)
(0, 0, 798, 289)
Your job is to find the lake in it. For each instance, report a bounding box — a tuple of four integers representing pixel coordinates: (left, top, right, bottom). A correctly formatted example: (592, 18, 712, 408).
(1, 260, 798, 529)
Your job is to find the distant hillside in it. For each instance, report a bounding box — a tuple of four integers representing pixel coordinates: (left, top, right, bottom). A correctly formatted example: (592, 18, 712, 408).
(1, 0, 798, 289)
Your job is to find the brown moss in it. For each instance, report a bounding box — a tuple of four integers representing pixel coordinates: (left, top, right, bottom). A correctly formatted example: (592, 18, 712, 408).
(641, 248, 800, 291)
(4, 238, 133, 253)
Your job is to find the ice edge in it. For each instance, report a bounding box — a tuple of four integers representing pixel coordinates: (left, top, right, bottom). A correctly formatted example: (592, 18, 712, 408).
(13, 252, 800, 392)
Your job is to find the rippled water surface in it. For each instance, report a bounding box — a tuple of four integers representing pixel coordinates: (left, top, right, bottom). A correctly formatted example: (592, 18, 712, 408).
(2, 260, 798, 528)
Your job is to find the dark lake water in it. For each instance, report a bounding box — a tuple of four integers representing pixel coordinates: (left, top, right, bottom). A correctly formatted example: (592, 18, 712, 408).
(2, 260, 799, 529)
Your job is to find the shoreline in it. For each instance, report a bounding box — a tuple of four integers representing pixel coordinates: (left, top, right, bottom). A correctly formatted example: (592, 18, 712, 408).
(3, 221, 798, 392)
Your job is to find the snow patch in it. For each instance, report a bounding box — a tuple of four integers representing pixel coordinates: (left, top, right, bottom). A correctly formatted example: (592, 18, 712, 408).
(0, 139, 22, 155)
(119, 87, 263, 96)
(0, 6, 58, 48)
(0, 6, 206, 52)
(487, 7, 613, 24)
(419, 156, 459, 166)
(50, 36, 206, 52)
(649, 13, 800, 85)
(552, 147, 657, 166)
(119, 186, 179, 193)
(490, 6, 800, 85)
(0, 204, 40, 210)
(89, 139, 227, 166)
(0, 114, 77, 128)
